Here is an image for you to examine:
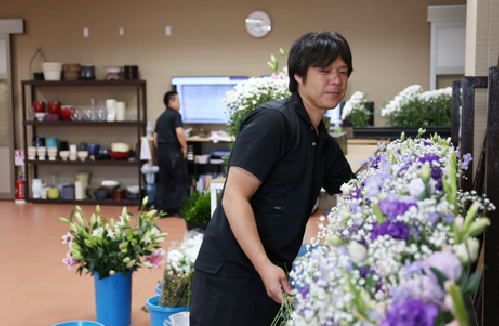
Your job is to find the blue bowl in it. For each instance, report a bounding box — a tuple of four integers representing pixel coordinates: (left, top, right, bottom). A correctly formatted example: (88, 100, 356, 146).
(52, 322, 104, 326)
(87, 144, 100, 156)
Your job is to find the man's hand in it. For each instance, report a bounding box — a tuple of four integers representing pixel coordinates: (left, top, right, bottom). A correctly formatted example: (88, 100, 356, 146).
(257, 261, 293, 304)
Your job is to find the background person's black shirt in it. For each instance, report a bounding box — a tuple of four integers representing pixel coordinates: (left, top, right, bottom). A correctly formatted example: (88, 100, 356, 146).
(195, 92, 355, 275)
(154, 107, 182, 154)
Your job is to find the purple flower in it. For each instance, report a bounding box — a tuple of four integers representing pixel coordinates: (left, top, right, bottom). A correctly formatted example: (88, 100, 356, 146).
(442, 213, 454, 223)
(371, 221, 411, 241)
(428, 212, 440, 224)
(378, 199, 416, 221)
(399, 275, 445, 305)
(461, 153, 472, 170)
(455, 146, 461, 158)
(403, 259, 424, 278)
(382, 297, 439, 326)
(424, 251, 462, 283)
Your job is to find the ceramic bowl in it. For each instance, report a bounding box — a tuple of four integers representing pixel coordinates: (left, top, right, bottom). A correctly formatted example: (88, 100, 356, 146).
(60, 105, 74, 120)
(108, 151, 129, 160)
(59, 151, 70, 160)
(77, 151, 88, 161)
(93, 189, 109, 199)
(103, 66, 122, 74)
(47, 187, 60, 199)
(126, 185, 139, 194)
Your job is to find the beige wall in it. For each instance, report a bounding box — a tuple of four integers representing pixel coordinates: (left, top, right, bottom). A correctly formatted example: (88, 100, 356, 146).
(2, 0, 465, 148)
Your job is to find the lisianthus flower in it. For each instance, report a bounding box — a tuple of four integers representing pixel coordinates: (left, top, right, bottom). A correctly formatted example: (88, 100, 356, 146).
(382, 297, 439, 326)
(423, 251, 462, 282)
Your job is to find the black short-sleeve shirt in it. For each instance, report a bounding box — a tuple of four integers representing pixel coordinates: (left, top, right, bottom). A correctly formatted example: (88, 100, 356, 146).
(195, 92, 355, 274)
(154, 107, 182, 154)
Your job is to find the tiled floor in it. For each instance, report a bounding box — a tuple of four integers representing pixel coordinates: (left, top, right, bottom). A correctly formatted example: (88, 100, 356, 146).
(0, 141, 378, 326)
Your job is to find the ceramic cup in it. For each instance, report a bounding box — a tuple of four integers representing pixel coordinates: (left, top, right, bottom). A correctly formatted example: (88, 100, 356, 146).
(47, 187, 60, 199)
(32, 179, 42, 198)
(28, 146, 37, 160)
(47, 146, 58, 160)
(48, 101, 61, 114)
(40, 187, 49, 199)
(37, 146, 46, 160)
(69, 152, 77, 161)
(33, 101, 45, 113)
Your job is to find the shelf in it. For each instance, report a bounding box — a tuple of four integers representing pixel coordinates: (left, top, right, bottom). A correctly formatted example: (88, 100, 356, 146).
(27, 197, 141, 206)
(23, 120, 145, 126)
(27, 159, 141, 166)
(21, 79, 146, 87)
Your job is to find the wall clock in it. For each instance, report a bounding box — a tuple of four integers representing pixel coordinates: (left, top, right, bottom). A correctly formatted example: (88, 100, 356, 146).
(245, 10, 271, 38)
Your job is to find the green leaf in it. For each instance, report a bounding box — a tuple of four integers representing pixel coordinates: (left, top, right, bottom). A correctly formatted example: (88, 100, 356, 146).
(69, 208, 75, 223)
(96, 247, 103, 258)
(429, 267, 449, 289)
(372, 203, 384, 224)
(461, 268, 482, 297)
(449, 284, 470, 326)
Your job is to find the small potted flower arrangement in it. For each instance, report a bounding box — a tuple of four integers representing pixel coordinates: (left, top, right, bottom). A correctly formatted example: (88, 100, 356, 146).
(146, 232, 204, 326)
(342, 90, 373, 128)
(60, 197, 168, 326)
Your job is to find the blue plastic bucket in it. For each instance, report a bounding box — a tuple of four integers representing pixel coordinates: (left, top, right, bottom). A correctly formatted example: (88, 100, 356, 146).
(155, 283, 162, 294)
(94, 272, 132, 326)
(146, 295, 189, 326)
(52, 322, 104, 326)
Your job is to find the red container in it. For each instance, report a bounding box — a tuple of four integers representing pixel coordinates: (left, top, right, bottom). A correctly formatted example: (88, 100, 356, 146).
(60, 105, 74, 120)
(33, 101, 45, 113)
(48, 101, 61, 114)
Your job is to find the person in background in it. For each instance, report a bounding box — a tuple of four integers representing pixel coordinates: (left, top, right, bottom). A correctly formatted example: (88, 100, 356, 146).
(190, 31, 356, 325)
(154, 90, 189, 217)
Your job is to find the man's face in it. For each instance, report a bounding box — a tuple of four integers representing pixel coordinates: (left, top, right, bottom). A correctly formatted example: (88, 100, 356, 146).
(169, 94, 180, 109)
(294, 57, 348, 112)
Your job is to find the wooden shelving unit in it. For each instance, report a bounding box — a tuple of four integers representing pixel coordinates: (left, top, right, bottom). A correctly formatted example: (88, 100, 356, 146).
(21, 79, 147, 206)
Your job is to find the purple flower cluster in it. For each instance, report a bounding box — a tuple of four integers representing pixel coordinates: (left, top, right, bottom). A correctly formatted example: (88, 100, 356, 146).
(418, 154, 443, 191)
(371, 221, 411, 241)
(461, 153, 472, 170)
(378, 199, 417, 221)
(382, 297, 439, 326)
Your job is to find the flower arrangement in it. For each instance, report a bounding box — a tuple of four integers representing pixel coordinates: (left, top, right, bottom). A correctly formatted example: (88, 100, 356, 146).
(60, 198, 168, 279)
(342, 91, 371, 127)
(159, 232, 204, 308)
(224, 50, 291, 139)
(381, 85, 452, 127)
(287, 129, 495, 326)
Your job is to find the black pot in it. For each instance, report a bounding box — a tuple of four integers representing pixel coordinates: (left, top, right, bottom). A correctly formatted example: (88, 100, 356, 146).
(93, 189, 109, 199)
(33, 72, 44, 80)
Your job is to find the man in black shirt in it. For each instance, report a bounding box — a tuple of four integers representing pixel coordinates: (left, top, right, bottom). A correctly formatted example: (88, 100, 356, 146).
(154, 91, 189, 216)
(190, 32, 355, 325)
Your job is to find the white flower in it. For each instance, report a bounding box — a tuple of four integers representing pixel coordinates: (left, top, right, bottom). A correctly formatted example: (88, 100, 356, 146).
(347, 242, 367, 263)
(455, 238, 480, 263)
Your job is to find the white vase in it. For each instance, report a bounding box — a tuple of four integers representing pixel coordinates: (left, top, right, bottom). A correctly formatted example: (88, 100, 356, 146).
(32, 179, 42, 198)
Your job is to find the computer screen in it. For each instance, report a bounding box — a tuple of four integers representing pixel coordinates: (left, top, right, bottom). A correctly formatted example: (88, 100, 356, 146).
(172, 76, 248, 124)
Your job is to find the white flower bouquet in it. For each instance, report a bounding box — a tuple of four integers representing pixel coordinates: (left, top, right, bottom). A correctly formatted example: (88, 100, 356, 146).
(159, 232, 204, 308)
(342, 91, 371, 127)
(287, 130, 495, 326)
(381, 85, 452, 127)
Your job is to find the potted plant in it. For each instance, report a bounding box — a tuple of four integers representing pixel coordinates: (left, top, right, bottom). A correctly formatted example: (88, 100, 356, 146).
(59, 197, 168, 326)
(341, 91, 372, 127)
(180, 191, 218, 231)
(353, 85, 453, 140)
(146, 233, 204, 326)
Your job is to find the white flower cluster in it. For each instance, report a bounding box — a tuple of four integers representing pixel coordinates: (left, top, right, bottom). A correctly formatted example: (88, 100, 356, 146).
(165, 233, 203, 277)
(381, 85, 452, 117)
(341, 91, 367, 120)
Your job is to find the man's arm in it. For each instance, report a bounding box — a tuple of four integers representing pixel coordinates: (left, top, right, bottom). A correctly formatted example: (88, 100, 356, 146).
(175, 127, 187, 158)
(222, 166, 293, 304)
(153, 132, 158, 149)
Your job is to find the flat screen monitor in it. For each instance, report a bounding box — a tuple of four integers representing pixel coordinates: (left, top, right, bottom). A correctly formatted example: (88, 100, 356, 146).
(172, 76, 248, 124)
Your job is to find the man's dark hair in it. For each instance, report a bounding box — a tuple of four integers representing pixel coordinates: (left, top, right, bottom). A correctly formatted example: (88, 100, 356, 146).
(288, 32, 353, 92)
(163, 91, 178, 107)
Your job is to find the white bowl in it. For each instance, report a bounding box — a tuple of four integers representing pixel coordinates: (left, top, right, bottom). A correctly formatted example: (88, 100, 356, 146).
(111, 142, 130, 153)
(103, 66, 122, 74)
(42, 63, 63, 81)
(101, 180, 119, 187)
(126, 185, 139, 194)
